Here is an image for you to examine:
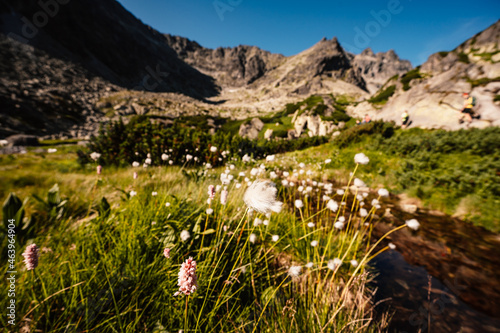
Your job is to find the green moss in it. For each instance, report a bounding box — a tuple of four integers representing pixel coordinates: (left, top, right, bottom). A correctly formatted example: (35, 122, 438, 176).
(438, 51, 449, 57)
(494, 95, 500, 102)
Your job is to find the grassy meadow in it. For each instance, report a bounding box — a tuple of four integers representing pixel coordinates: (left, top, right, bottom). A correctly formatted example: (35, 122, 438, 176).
(0, 141, 404, 332)
(1, 119, 499, 332)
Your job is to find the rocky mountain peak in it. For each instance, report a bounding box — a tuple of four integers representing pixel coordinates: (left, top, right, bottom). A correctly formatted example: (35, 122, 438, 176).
(361, 47, 375, 57)
(352, 49, 412, 94)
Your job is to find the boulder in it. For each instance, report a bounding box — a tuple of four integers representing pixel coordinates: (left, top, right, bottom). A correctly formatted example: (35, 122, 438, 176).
(6, 134, 39, 147)
(239, 118, 264, 140)
(264, 129, 273, 140)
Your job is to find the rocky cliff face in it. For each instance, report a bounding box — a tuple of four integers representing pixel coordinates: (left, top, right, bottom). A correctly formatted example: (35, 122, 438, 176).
(165, 35, 412, 114)
(165, 34, 285, 87)
(352, 48, 413, 94)
(348, 20, 500, 130)
(0, 0, 219, 137)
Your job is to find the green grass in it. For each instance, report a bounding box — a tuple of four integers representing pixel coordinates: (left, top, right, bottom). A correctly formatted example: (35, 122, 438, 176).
(400, 68, 422, 91)
(368, 85, 396, 105)
(467, 76, 500, 88)
(0, 146, 398, 332)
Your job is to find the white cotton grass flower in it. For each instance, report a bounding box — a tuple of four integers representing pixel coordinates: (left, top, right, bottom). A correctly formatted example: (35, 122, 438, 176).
(325, 158, 332, 164)
(266, 155, 275, 162)
(405, 219, 420, 230)
(307, 222, 315, 228)
(263, 219, 269, 226)
(334, 221, 345, 230)
(249, 233, 257, 244)
(354, 153, 369, 165)
(210, 146, 217, 153)
(288, 266, 302, 278)
(47, 148, 57, 153)
(152, 191, 158, 196)
(306, 262, 314, 268)
(388, 243, 396, 250)
(338, 216, 345, 223)
(132, 161, 140, 167)
(328, 258, 342, 270)
(359, 208, 368, 217)
(242, 154, 251, 163)
(327, 200, 338, 212)
(283, 171, 290, 177)
(310, 240, 318, 247)
(378, 188, 389, 197)
(180, 230, 191, 242)
(90, 152, 101, 161)
(272, 235, 279, 242)
(253, 218, 263, 227)
(350, 260, 359, 268)
(165, 202, 171, 207)
(323, 195, 330, 201)
(353, 178, 366, 188)
(337, 189, 345, 196)
(243, 180, 283, 214)
(161, 153, 169, 161)
(206, 208, 214, 215)
(130, 190, 137, 197)
(295, 199, 304, 209)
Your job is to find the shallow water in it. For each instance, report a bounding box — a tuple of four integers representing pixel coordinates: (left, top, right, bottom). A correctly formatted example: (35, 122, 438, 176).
(371, 250, 500, 333)
(369, 205, 500, 333)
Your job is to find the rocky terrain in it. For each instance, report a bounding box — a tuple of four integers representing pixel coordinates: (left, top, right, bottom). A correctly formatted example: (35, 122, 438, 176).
(349, 20, 500, 130)
(0, 0, 498, 140)
(0, 0, 218, 138)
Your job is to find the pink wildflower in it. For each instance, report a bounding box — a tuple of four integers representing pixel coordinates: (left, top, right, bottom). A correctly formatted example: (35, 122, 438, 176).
(22, 244, 39, 270)
(97, 165, 102, 175)
(174, 257, 198, 296)
(163, 248, 170, 259)
(208, 185, 216, 200)
(220, 189, 228, 205)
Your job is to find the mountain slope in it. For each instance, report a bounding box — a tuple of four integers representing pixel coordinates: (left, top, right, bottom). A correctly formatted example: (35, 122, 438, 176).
(348, 20, 500, 130)
(165, 36, 413, 113)
(165, 34, 285, 87)
(0, 0, 219, 137)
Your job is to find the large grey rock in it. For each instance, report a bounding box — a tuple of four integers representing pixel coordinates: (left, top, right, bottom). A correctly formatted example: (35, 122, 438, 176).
(238, 118, 265, 140)
(6, 134, 39, 147)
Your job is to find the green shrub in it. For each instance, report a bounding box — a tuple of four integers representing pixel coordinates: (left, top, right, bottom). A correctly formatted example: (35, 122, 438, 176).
(368, 85, 396, 105)
(334, 121, 395, 148)
(400, 68, 422, 91)
(82, 117, 329, 167)
(458, 52, 470, 64)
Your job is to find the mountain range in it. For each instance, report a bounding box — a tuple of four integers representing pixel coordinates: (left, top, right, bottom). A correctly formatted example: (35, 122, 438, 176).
(0, 0, 498, 139)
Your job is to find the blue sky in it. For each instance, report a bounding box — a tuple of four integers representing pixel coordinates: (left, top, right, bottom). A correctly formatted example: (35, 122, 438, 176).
(116, 0, 500, 66)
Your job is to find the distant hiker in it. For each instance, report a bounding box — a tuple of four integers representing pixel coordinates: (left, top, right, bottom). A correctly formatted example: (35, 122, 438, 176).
(401, 110, 410, 129)
(459, 93, 477, 124)
(356, 119, 361, 125)
(362, 114, 371, 124)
